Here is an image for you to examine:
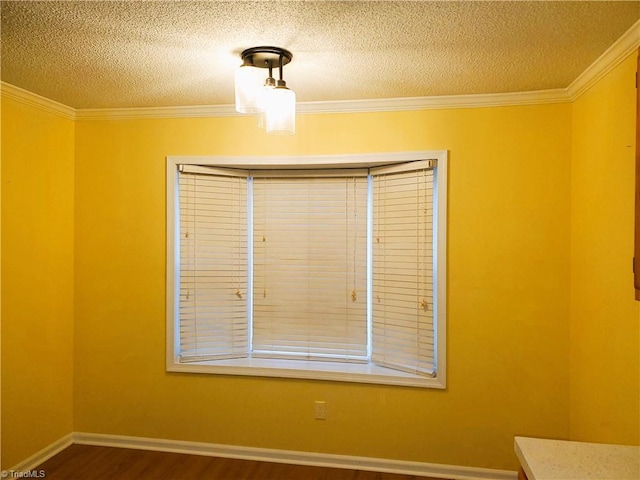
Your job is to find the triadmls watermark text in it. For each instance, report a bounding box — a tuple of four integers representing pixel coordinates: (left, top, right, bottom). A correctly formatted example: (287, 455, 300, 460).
(1, 470, 46, 479)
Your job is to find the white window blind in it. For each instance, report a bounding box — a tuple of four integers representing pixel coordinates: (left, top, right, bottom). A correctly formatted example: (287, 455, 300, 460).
(178, 166, 248, 362)
(251, 173, 369, 362)
(371, 161, 436, 376)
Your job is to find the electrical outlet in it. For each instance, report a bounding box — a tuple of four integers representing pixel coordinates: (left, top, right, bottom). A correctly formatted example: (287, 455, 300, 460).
(314, 400, 326, 420)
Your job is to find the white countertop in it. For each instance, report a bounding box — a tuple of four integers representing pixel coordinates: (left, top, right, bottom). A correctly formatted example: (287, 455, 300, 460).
(515, 436, 640, 480)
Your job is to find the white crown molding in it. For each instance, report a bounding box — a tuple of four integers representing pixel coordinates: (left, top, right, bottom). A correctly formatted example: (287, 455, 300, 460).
(68, 432, 517, 480)
(297, 89, 569, 115)
(567, 18, 640, 101)
(0, 82, 76, 121)
(75, 103, 237, 120)
(0, 84, 570, 122)
(3, 19, 638, 121)
(75, 89, 569, 121)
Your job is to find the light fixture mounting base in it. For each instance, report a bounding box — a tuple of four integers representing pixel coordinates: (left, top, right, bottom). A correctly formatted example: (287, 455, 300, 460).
(241, 46, 292, 68)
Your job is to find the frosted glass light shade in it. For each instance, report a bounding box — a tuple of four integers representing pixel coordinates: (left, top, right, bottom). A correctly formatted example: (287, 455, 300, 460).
(235, 65, 265, 114)
(265, 86, 296, 135)
(257, 83, 275, 129)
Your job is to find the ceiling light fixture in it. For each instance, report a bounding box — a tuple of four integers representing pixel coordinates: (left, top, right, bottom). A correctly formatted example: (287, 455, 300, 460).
(235, 46, 295, 136)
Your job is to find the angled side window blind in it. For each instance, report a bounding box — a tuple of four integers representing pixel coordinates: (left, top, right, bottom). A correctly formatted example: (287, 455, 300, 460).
(178, 166, 248, 362)
(371, 161, 436, 376)
(252, 173, 369, 362)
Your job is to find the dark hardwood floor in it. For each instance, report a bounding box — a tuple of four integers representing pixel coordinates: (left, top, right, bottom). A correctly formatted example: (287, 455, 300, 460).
(33, 444, 439, 480)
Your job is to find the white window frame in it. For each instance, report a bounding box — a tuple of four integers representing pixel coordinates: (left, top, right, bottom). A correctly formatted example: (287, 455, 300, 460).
(166, 151, 447, 388)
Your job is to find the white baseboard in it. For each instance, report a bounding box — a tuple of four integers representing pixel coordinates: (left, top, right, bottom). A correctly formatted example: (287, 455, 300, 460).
(8, 433, 74, 473)
(9, 431, 517, 479)
(73, 432, 517, 480)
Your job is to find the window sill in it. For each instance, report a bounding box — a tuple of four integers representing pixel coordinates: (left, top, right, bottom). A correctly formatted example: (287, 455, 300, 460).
(167, 357, 446, 389)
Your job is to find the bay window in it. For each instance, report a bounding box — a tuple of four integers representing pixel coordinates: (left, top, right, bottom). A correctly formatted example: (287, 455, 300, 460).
(166, 152, 447, 388)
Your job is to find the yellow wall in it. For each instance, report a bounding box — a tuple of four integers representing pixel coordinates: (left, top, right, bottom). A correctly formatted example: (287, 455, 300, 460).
(570, 52, 640, 444)
(1, 96, 75, 468)
(73, 103, 572, 471)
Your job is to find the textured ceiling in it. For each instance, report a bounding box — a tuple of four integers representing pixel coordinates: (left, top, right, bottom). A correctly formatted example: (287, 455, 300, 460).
(1, 1, 639, 110)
